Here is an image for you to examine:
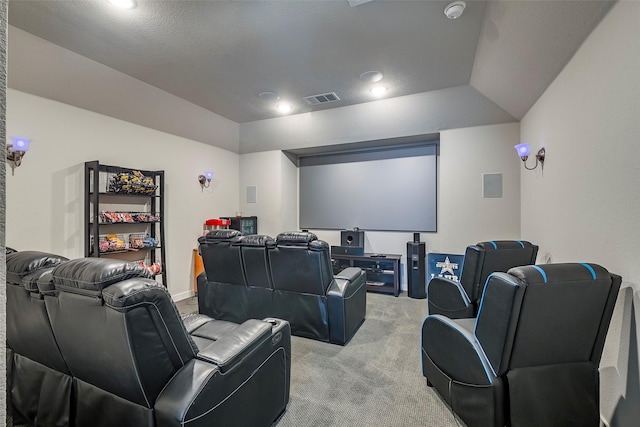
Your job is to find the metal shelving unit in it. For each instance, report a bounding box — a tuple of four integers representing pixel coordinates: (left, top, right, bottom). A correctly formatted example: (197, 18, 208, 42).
(84, 161, 167, 287)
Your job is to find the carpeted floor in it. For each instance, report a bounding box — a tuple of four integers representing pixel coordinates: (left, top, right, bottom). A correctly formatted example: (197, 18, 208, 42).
(276, 292, 461, 427)
(9, 293, 462, 427)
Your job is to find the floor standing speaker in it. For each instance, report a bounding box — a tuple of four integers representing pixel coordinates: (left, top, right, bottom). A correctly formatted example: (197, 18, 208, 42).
(407, 242, 426, 299)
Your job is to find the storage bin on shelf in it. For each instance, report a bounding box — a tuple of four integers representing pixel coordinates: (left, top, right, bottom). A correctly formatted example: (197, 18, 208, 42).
(128, 233, 158, 250)
(107, 170, 158, 195)
(99, 211, 160, 223)
(98, 234, 126, 253)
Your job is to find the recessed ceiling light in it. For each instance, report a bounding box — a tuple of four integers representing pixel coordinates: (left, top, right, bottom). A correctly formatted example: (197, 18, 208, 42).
(370, 86, 388, 97)
(259, 91, 280, 102)
(359, 71, 383, 83)
(277, 103, 293, 113)
(107, 0, 136, 9)
(444, 1, 466, 19)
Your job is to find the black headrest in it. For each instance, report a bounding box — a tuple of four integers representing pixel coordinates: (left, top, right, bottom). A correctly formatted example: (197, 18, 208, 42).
(53, 258, 151, 298)
(6, 251, 69, 285)
(507, 263, 611, 286)
(276, 231, 318, 246)
(198, 229, 242, 245)
(476, 240, 535, 251)
(239, 234, 275, 247)
(37, 270, 57, 296)
(103, 277, 170, 308)
(22, 268, 56, 294)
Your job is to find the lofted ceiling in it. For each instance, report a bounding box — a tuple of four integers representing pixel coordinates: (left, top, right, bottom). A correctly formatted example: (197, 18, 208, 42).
(7, 0, 614, 127)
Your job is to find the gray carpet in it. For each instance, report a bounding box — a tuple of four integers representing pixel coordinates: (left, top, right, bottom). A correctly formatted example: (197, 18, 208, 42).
(273, 293, 461, 427)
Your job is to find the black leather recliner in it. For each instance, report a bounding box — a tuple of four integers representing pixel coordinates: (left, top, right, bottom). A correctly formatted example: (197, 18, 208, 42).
(426, 240, 538, 318)
(6, 251, 70, 426)
(198, 230, 367, 345)
(268, 232, 367, 344)
(421, 263, 621, 427)
(7, 253, 291, 427)
(197, 229, 248, 323)
(240, 234, 278, 319)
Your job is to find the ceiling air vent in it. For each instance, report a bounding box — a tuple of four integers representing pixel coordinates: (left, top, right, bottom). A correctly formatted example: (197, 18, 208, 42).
(303, 92, 341, 106)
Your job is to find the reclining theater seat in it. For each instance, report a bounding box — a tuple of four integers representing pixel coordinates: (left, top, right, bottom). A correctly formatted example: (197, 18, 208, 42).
(197, 230, 367, 345)
(268, 231, 367, 345)
(197, 229, 247, 323)
(6, 251, 70, 426)
(46, 257, 291, 427)
(427, 240, 538, 318)
(239, 234, 277, 319)
(421, 263, 621, 427)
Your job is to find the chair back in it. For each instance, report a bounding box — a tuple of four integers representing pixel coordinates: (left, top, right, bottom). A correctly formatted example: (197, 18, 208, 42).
(459, 240, 538, 303)
(48, 258, 198, 409)
(198, 229, 245, 286)
(503, 263, 619, 369)
(474, 263, 621, 427)
(6, 251, 70, 373)
(268, 232, 333, 340)
(240, 234, 275, 289)
(268, 232, 333, 295)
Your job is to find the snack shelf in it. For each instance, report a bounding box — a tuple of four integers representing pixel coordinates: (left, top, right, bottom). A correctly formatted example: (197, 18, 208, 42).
(84, 161, 167, 288)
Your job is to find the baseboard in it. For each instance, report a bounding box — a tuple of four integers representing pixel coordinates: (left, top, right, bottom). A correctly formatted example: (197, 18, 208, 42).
(172, 289, 195, 302)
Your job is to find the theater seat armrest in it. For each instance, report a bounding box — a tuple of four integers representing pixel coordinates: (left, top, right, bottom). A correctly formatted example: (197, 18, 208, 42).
(327, 269, 367, 345)
(334, 267, 363, 284)
(421, 315, 494, 385)
(197, 319, 272, 372)
(427, 277, 473, 318)
(155, 359, 221, 427)
(329, 268, 366, 298)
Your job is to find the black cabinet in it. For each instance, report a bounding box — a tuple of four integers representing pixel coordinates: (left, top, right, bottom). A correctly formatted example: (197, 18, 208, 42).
(84, 161, 167, 287)
(221, 216, 258, 235)
(331, 253, 401, 297)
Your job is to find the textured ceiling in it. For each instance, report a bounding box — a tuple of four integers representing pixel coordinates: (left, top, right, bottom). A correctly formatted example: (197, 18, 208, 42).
(7, 0, 614, 125)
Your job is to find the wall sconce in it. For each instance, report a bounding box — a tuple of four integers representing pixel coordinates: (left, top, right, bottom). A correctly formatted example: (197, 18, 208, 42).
(198, 171, 213, 191)
(6, 137, 31, 175)
(514, 143, 545, 171)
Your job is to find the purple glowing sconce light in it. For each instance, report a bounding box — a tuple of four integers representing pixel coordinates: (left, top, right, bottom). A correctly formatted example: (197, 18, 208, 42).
(198, 171, 214, 191)
(6, 137, 32, 175)
(514, 143, 545, 171)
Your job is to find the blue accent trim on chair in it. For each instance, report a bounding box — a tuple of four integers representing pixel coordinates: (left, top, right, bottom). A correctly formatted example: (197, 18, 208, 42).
(531, 265, 548, 283)
(517, 240, 525, 248)
(489, 241, 497, 249)
(580, 263, 597, 280)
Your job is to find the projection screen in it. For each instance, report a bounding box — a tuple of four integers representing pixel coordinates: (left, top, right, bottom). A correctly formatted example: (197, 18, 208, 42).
(299, 143, 437, 232)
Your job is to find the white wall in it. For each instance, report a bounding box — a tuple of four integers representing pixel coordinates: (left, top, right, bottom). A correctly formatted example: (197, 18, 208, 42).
(238, 151, 298, 237)
(519, 2, 640, 425)
(316, 123, 521, 289)
(239, 85, 515, 154)
(239, 122, 521, 290)
(6, 89, 240, 300)
(280, 152, 299, 233)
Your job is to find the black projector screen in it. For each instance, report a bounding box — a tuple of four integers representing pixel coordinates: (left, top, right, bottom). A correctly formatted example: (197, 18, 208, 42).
(299, 144, 437, 232)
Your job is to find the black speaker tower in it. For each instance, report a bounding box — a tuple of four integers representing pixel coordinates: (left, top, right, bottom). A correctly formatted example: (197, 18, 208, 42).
(407, 241, 427, 299)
